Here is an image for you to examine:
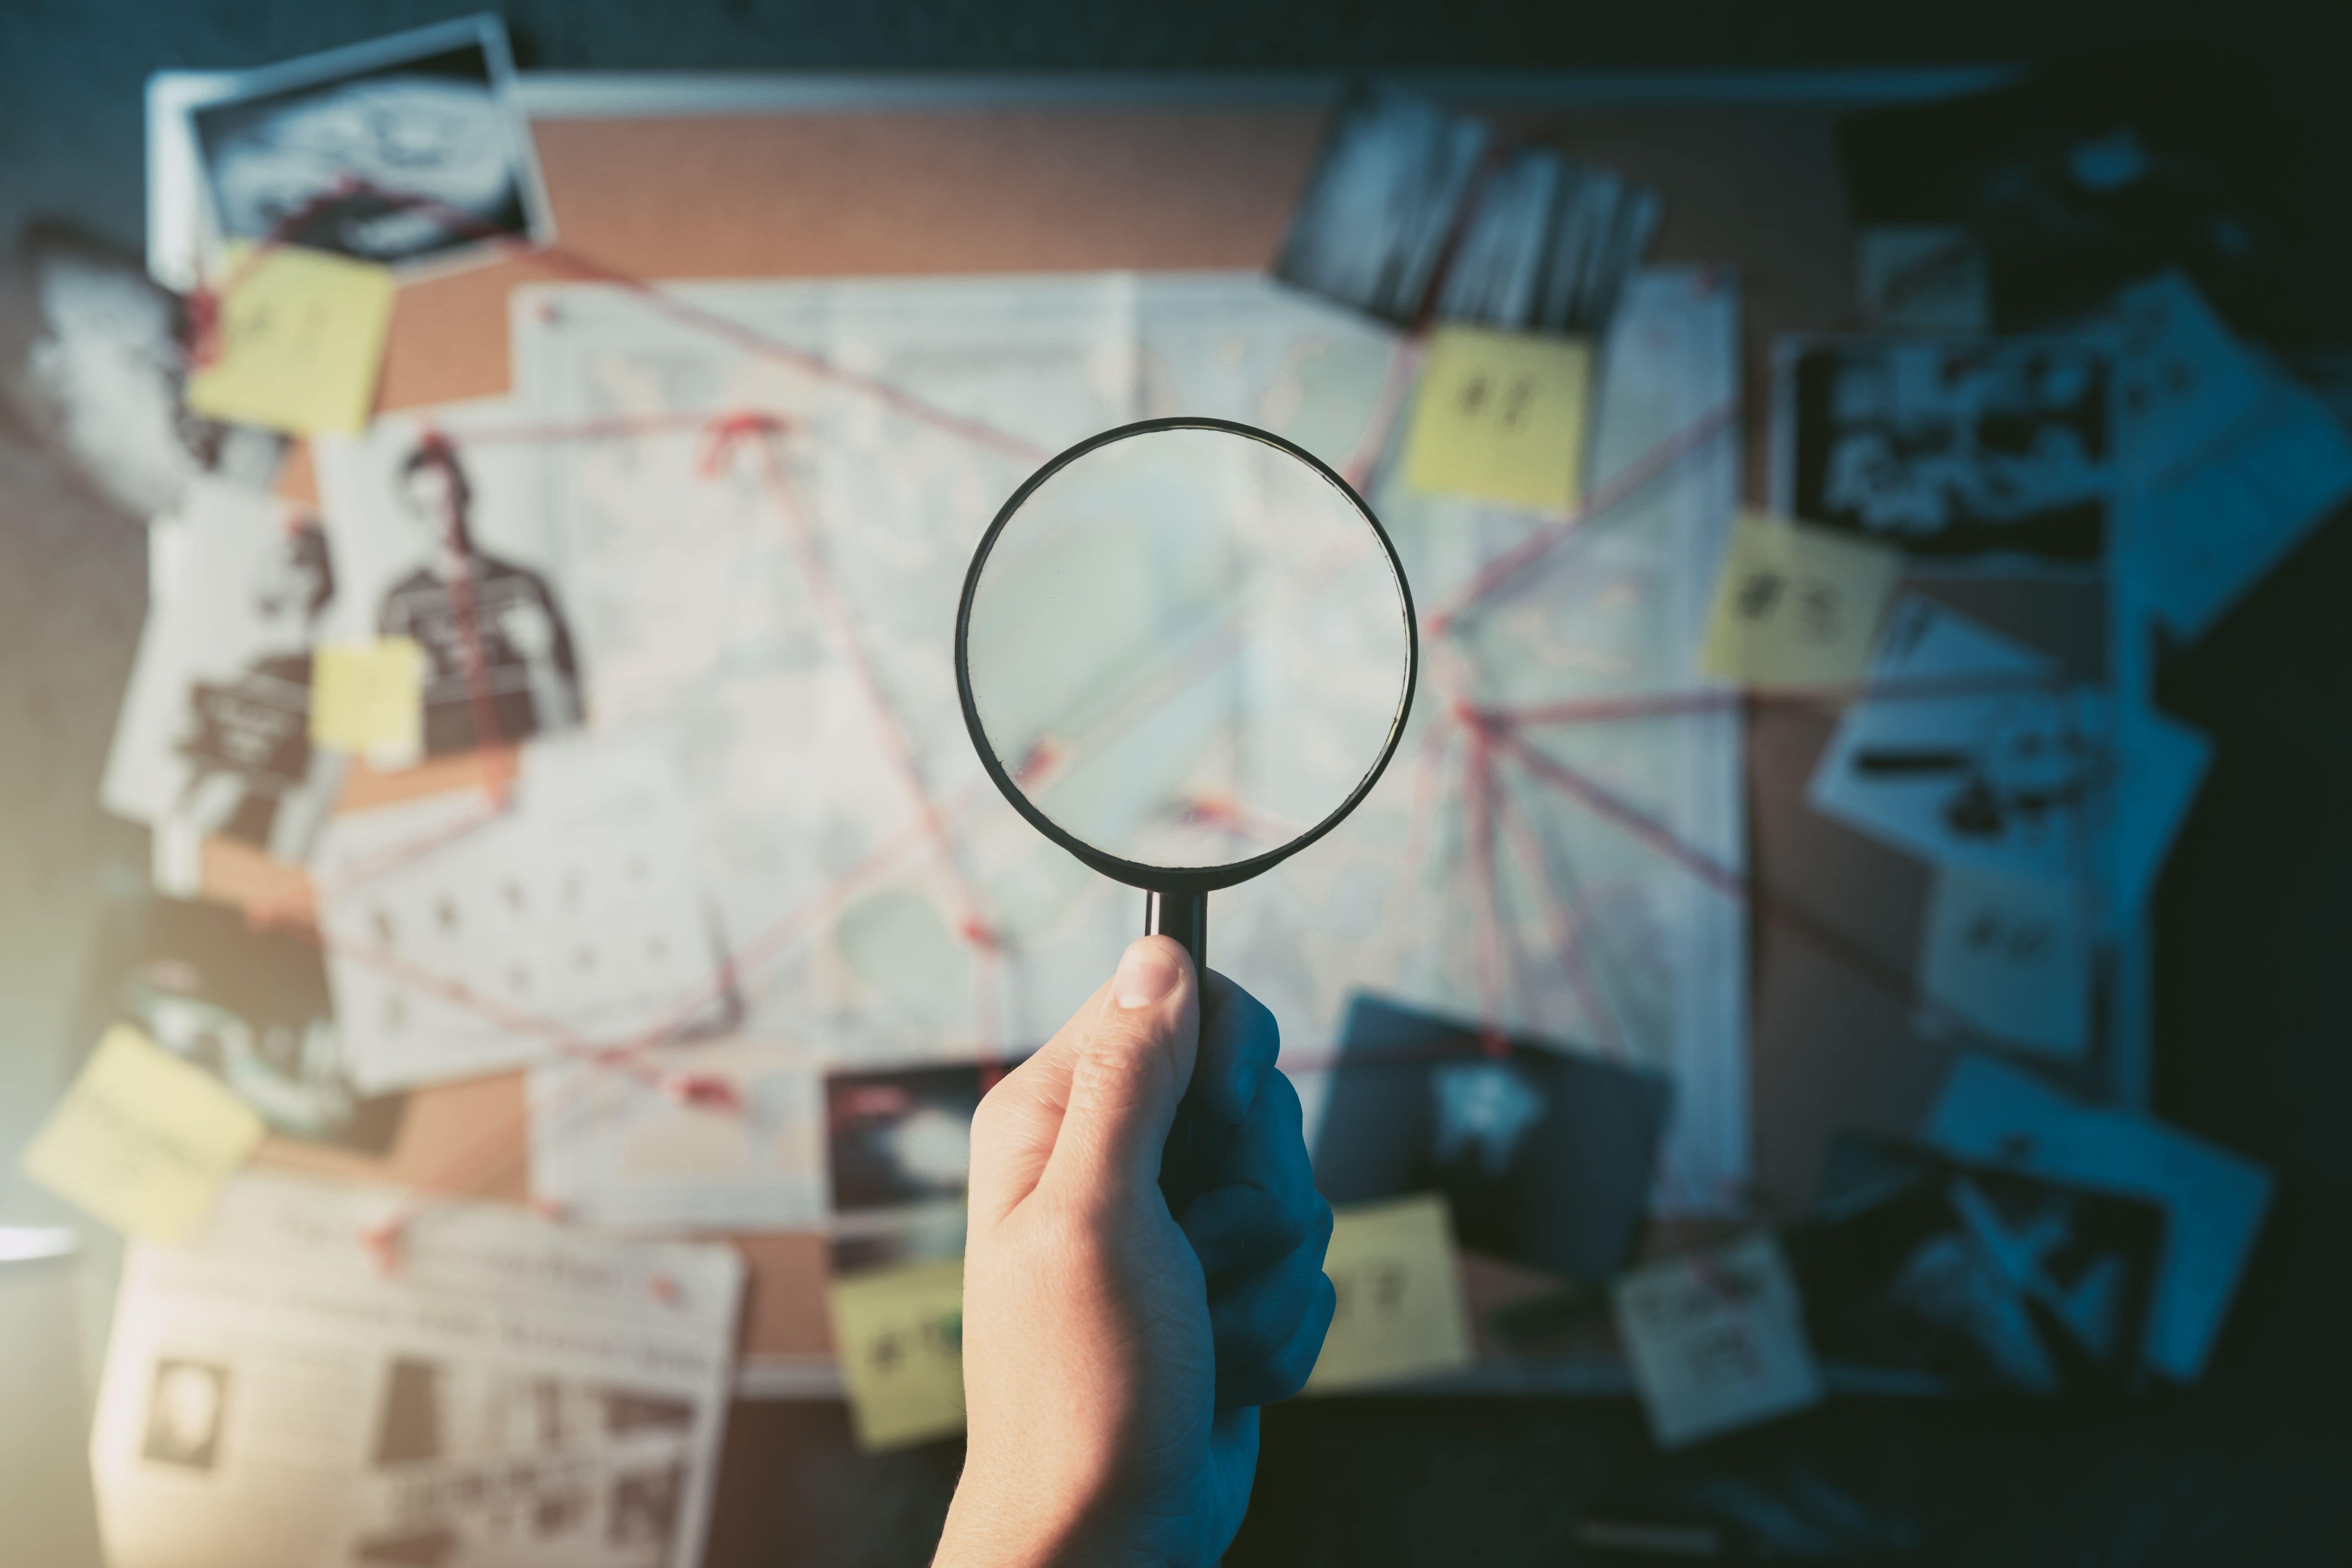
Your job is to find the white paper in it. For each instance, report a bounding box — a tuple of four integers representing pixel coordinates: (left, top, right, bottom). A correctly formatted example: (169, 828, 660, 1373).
(507, 267, 1744, 1215)
(1612, 1231, 1823, 1448)
(1926, 1053, 2272, 1381)
(102, 479, 346, 863)
(2130, 377, 2352, 641)
(89, 1169, 742, 1568)
(1917, 866, 2092, 1057)
(529, 1039, 826, 1231)
(1809, 594, 2103, 882)
(2103, 705, 2212, 922)
(1855, 227, 1989, 334)
(313, 736, 726, 1094)
(2109, 271, 2270, 488)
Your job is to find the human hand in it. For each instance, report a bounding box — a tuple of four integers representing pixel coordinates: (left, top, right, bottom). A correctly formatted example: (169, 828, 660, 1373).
(938, 937, 1334, 1567)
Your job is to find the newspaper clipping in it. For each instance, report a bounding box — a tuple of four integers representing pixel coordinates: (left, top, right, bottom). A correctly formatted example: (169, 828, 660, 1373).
(89, 1171, 742, 1568)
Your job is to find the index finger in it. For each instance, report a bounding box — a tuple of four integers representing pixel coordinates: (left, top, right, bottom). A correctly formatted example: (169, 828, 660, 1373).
(1195, 970, 1279, 1126)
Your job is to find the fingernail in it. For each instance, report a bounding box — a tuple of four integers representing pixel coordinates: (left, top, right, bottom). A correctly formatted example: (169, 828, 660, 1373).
(1114, 939, 1182, 1009)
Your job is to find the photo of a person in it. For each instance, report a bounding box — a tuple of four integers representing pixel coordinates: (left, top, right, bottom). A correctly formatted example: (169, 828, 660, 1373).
(379, 434, 582, 756)
(142, 1361, 229, 1471)
(173, 518, 345, 859)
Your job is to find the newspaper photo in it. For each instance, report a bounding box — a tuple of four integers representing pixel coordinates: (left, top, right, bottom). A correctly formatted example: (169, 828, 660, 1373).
(89, 1171, 742, 1568)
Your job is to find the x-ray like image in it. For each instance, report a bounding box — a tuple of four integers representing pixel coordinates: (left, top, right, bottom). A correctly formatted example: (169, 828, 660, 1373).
(187, 15, 550, 269)
(1788, 1134, 2163, 1392)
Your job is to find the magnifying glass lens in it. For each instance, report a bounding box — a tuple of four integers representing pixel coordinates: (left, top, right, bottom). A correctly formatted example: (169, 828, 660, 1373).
(962, 424, 1413, 879)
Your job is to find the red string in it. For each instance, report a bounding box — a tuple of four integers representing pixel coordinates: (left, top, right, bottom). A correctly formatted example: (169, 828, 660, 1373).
(196, 172, 1791, 1234)
(1460, 714, 1512, 1058)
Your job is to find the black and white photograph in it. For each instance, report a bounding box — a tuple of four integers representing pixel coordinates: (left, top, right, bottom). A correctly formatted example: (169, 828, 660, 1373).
(824, 1060, 1001, 1215)
(185, 14, 550, 271)
(362, 1356, 699, 1566)
(75, 893, 406, 1153)
(141, 1360, 229, 1471)
(316, 401, 585, 757)
(1777, 335, 2113, 561)
(100, 479, 350, 871)
(1788, 1134, 2164, 1394)
(1311, 994, 1674, 1281)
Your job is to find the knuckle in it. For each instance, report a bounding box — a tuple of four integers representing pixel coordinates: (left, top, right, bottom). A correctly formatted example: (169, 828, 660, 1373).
(1071, 1017, 1177, 1105)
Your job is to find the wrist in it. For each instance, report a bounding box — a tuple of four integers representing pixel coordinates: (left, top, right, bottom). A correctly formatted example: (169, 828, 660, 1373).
(938, 1453, 1160, 1568)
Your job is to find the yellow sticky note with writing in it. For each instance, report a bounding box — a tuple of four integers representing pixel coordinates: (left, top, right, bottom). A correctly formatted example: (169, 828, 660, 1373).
(1401, 325, 1595, 512)
(20, 1025, 267, 1240)
(1697, 512, 1902, 689)
(827, 1259, 966, 1451)
(185, 244, 396, 437)
(310, 637, 425, 764)
(1305, 1194, 1474, 1393)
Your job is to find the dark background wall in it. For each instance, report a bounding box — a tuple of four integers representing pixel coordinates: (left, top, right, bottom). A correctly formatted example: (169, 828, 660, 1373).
(4, 0, 2351, 263)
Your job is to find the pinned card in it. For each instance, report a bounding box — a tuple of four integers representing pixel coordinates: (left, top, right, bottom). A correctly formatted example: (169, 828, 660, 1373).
(310, 637, 425, 766)
(1927, 1054, 2271, 1382)
(1807, 595, 2102, 883)
(1917, 866, 2092, 1058)
(1305, 1194, 1475, 1394)
(20, 1025, 266, 1239)
(185, 244, 396, 437)
(1697, 512, 1902, 688)
(1612, 1232, 1824, 1449)
(2132, 379, 2352, 641)
(2109, 272, 2269, 488)
(1401, 325, 1594, 512)
(827, 1258, 966, 1451)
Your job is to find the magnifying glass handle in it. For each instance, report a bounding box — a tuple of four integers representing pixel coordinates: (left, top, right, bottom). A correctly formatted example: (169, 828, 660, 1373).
(1144, 889, 1206, 972)
(1146, 889, 1216, 1218)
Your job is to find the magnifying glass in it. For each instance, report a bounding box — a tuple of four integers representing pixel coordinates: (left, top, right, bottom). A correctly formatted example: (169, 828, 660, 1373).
(955, 416, 1418, 1200)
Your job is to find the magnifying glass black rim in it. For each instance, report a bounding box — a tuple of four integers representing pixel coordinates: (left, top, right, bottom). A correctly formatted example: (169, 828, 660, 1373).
(955, 414, 1419, 898)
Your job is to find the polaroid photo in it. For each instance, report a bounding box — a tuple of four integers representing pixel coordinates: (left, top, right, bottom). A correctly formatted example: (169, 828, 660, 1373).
(180, 14, 552, 275)
(316, 399, 585, 759)
(1309, 993, 1673, 1282)
(72, 893, 406, 1154)
(102, 479, 349, 876)
(1773, 334, 2112, 564)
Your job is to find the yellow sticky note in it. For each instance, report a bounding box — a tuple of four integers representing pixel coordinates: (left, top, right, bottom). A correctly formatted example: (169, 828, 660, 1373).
(310, 637, 425, 763)
(20, 1025, 266, 1240)
(827, 1259, 965, 1451)
(1697, 512, 1903, 688)
(1401, 325, 1595, 512)
(185, 244, 396, 437)
(1305, 1194, 1474, 1393)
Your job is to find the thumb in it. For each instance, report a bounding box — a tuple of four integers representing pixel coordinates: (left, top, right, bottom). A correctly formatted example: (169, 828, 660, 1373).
(1043, 936, 1199, 1200)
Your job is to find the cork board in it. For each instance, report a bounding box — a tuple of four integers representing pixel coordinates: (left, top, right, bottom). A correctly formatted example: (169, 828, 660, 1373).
(250, 93, 2083, 1367)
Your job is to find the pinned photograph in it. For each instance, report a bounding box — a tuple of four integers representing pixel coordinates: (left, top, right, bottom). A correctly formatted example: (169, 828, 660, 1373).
(824, 1061, 1005, 1216)
(142, 1361, 230, 1471)
(1777, 335, 2111, 561)
(74, 894, 406, 1154)
(183, 14, 551, 272)
(101, 479, 350, 874)
(1310, 994, 1672, 1281)
(316, 401, 584, 758)
(1807, 594, 2106, 882)
(1790, 1133, 2163, 1393)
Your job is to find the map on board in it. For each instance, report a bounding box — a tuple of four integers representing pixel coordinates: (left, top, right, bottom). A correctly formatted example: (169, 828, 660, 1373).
(501, 266, 1746, 1214)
